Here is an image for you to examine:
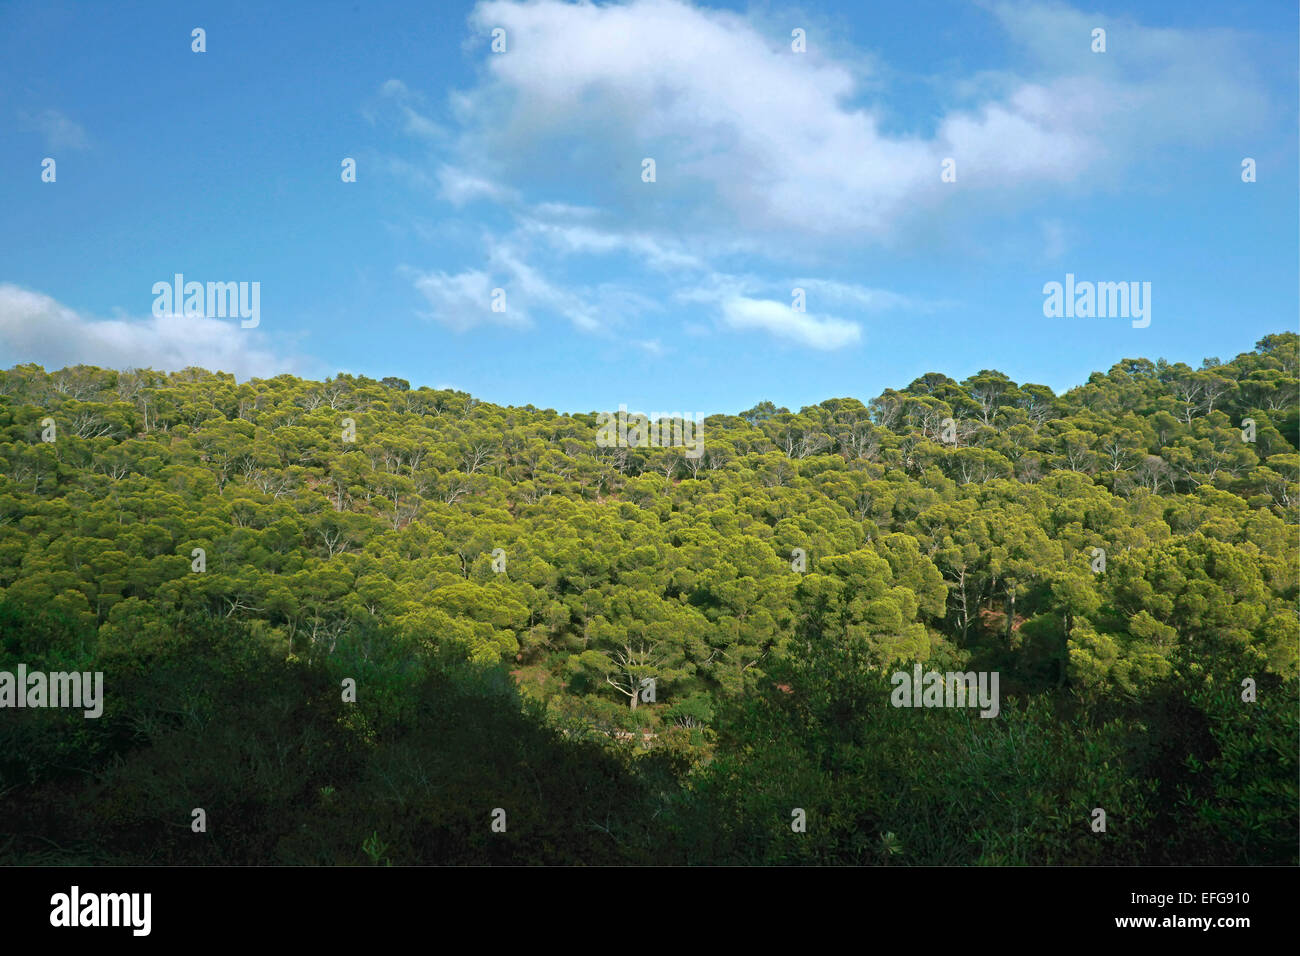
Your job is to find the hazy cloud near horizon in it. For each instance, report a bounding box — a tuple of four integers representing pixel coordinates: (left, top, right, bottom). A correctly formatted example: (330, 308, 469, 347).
(0, 285, 315, 381)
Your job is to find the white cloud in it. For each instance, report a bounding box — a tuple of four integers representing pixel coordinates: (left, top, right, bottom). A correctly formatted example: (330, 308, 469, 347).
(408, 230, 668, 336)
(681, 271, 932, 313)
(410, 268, 530, 331)
(518, 217, 705, 271)
(530, 201, 601, 220)
(21, 109, 89, 151)
(462, 0, 933, 239)
(451, 0, 1271, 242)
(0, 285, 307, 379)
(720, 296, 860, 350)
(437, 165, 520, 206)
(374, 78, 445, 142)
(792, 278, 922, 312)
(382, 0, 1273, 348)
(488, 243, 604, 332)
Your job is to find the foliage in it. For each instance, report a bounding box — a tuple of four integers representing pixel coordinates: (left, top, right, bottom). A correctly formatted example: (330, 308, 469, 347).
(0, 334, 1295, 863)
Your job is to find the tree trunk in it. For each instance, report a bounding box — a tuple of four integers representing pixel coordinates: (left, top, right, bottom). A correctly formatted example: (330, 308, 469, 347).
(1059, 611, 1071, 687)
(1004, 588, 1015, 649)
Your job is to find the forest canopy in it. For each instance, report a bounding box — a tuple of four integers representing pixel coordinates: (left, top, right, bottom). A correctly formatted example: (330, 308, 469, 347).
(0, 332, 1296, 865)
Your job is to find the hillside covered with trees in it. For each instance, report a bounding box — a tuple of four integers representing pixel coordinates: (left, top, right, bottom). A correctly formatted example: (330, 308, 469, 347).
(1, 333, 1296, 864)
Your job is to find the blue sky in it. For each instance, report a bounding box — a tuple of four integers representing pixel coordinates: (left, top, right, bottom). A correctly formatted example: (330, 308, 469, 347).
(1, 0, 1295, 415)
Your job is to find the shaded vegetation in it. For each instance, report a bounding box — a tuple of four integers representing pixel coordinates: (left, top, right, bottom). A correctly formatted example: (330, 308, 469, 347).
(1, 333, 1296, 863)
